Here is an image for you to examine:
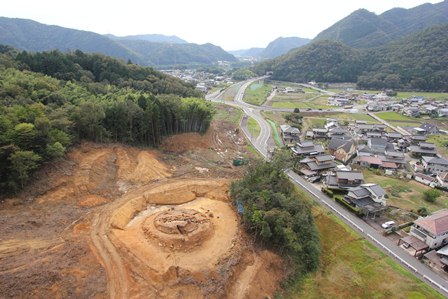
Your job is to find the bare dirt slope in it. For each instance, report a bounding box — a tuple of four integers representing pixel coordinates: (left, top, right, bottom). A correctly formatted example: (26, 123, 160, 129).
(0, 119, 283, 298)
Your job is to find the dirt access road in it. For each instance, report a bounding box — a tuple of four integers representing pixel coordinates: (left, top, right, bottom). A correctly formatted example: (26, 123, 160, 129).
(0, 116, 284, 298)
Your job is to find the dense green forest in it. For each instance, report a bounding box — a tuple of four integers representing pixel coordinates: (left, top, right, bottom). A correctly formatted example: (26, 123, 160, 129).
(314, 1, 448, 48)
(230, 152, 320, 278)
(254, 25, 448, 91)
(0, 46, 213, 195)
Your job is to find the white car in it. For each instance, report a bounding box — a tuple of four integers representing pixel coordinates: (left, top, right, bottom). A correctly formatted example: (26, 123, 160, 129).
(381, 221, 395, 229)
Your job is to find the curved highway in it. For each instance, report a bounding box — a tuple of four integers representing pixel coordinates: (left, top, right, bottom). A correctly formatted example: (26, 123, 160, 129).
(208, 77, 448, 298)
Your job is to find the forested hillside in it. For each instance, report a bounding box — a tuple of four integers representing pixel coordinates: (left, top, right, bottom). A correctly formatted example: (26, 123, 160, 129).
(254, 24, 448, 91)
(0, 17, 236, 67)
(254, 40, 362, 83)
(314, 0, 448, 48)
(0, 47, 213, 195)
(118, 40, 237, 66)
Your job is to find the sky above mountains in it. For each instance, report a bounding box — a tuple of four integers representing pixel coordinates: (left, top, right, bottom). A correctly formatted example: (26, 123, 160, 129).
(1, 0, 441, 50)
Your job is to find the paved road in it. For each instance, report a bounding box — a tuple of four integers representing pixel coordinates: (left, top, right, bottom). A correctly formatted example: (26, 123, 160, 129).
(209, 78, 448, 298)
(368, 112, 411, 136)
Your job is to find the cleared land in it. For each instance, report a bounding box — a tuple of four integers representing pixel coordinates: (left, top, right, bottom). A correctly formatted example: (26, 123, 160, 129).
(0, 110, 283, 299)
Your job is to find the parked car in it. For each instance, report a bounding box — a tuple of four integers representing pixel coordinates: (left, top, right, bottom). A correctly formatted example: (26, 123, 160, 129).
(381, 221, 395, 229)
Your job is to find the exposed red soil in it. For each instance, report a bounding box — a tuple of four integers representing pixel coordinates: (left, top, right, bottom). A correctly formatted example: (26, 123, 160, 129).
(0, 118, 283, 298)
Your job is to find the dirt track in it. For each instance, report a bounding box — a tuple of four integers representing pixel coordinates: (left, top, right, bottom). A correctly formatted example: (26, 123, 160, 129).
(0, 118, 284, 298)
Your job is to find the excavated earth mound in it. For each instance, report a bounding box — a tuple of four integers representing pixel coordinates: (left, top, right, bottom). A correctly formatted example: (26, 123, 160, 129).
(1, 135, 283, 298)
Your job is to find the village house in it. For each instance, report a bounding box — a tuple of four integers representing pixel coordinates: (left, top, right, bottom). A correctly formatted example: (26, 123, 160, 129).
(378, 151, 406, 167)
(409, 209, 448, 249)
(423, 105, 439, 115)
(324, 171, 365, 190)
(439, 108, 448, 117)
(409, 135, 427, 145)
(328, 127, 351, 139)
(403, 107, 420, 117)
(300, 154, 337, 172)
(328, 138, 356, 164)
(328, 97, 351, 106)
(355, 124, 387, 135)
(312, 128, 329, 139)
(343, 184, 387, 216)
(280, 124, 300, 145)
(409, 142, 439, 158)
(386, 132, 403, 142)
(291, 141, 325, 156)
(412, 123, 440, 136)
(414, 173, 437, 187)
(422, 156, 448, 174)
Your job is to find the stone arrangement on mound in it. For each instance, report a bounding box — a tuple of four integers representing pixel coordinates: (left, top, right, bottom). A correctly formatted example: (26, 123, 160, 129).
(143, 208, 214, 251)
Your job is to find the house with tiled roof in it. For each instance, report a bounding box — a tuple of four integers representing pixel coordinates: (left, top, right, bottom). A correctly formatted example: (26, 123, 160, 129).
(422, 156, 448, 175)
(324, 171, 365, 190)
(409, 142, 439, 158)
(343, 184, 388, 216)
(300, 154, 337, 172)
(410, 209, 448, 249)
(291, 141, 324, 156)
(280, 124, 300, 145)
(414, 173, 437, 186)
(328, 138, 356, 164)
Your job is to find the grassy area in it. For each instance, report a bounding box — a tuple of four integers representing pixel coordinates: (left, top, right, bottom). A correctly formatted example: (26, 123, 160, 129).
(247, 117, 261, 138)
(375, 111, 421, 122)
(243, 82, 272, 105)
(301, 118, 327, 133)
(272, 94, 331, 109)
(427, 134, 448, 157)
(395, 91, 448, 101)
(272, 102, 328, 109)
(388, 121, 423, 128)
(363, 169, 448, 213)
(267, 119, 283, 146)
(318, 113, 379, 124)
(212, 104, 242, 125)
(222, 82, 243, 102)
(279, 207, 445, 299)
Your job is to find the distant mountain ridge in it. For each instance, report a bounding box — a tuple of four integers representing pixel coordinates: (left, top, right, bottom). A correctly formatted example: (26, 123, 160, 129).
(253, 24, 448, 91)
(230, 37, 310, 59)
(260, 37, 311, 58)
(105, 33, 187, 44)
(0, 17, 236, 67)
(314, 0, 448, 48)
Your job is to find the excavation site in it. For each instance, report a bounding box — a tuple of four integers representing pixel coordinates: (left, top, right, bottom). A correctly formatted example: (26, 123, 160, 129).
(0, 121, 284, 298)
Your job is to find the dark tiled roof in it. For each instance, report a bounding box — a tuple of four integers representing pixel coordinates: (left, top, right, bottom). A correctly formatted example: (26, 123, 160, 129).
(365, 184, 386, 197)
(336, 171, 364, 181)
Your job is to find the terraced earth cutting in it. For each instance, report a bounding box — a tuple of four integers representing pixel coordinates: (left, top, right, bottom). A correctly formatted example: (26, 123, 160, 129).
(0, 119, 283, 298)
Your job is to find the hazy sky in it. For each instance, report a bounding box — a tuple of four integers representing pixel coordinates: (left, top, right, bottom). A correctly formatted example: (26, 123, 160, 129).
(1, 0, 442, 50)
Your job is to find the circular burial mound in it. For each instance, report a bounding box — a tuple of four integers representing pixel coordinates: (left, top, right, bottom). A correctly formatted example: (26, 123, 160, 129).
(143, 208, 213, 251)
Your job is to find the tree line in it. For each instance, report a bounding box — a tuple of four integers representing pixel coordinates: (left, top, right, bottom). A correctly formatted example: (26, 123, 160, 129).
(230, 151, 320, 278)
(0, 47, 213, 196)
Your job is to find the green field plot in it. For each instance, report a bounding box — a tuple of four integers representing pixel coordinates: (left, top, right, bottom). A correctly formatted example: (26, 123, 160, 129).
(280, 208, 445, 299)
(243, 82, 272, 105)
